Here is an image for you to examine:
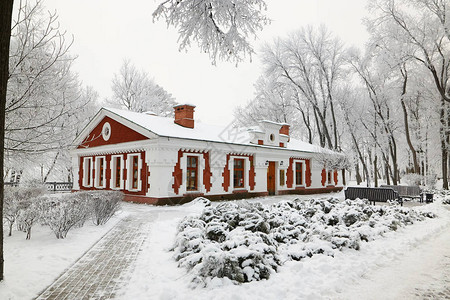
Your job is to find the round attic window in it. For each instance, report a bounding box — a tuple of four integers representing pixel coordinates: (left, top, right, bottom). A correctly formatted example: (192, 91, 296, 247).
(102, 122, 111, 141)
(269, 134, 275, 142)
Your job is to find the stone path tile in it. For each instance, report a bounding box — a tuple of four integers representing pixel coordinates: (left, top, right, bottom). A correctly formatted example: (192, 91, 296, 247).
(36, 213, 153, 300)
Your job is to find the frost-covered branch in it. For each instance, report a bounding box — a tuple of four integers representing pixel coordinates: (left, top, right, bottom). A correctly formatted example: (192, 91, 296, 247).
(153, 0, 270, 65)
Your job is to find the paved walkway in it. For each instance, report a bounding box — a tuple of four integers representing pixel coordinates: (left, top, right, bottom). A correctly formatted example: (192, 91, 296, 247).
(36, 213, 154, 300)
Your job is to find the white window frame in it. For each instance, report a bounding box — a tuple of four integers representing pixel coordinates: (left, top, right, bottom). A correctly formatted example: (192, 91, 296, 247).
(127, 153, 142, 191)
(294, 159, 306, 187)
(229, 156, 250, 191)
(95, 156, 107, 188)
(181, 153, 204, 194)
(110, 155, 124, 190)
(82, 157, 93, 187)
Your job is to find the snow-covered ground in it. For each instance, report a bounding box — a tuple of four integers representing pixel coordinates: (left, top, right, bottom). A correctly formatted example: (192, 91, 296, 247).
(0, 206, 129, 300)
(118, 192, 450, 300)
(1, 191, 449, 300)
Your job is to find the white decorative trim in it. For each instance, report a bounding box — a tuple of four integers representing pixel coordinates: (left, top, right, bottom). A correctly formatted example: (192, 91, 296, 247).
(72, 108, 156, 148)
(82, 157, 93, 187)
(180, 153, 205, 194)
(94, 156, 106, 188)
(110, 155, 124, 190)
(229, 155, 250, 191)
(102, 122, 111, 141)
(294, 159, 306, 187)
(71, 140, 150, 157)
(127, 153, 142, 191)
(72, 156, 80, 190)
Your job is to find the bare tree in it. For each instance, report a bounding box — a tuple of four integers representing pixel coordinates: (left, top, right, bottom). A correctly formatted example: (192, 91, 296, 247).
(261, 26, 346, 150)
(368, 0, 450, 188)
(109, 59, 177, 116)
(347, 47, 403, 185)
(6, 1, 93, 156)
(234, 76, 296, 124)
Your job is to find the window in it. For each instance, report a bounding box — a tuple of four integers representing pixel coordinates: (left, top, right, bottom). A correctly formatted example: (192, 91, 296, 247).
(127, 154, 141, 191)
(295, 162, 303, 185)
(83, 157, 93, 187)
(233, 158, 245, 188)
(95, 156, 106, 188)
(186, 156, 198, 191)
(111, 155, 123, 189)
(132, 156, 139, 189)
(327, 170, 333, 185)
(280, 169, 285, 186)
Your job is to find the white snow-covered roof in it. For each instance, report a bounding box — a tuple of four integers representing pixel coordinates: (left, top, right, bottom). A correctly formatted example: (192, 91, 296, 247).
(103, 107, 330, 154)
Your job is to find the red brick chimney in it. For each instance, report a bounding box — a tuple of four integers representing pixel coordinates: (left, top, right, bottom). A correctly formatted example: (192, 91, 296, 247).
(280, 124, 290, 136)
(174, 104, 195, 128)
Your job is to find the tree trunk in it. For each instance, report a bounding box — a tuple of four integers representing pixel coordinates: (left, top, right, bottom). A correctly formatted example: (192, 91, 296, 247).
(313, 108, 324, 147)
(329, 96, 339, 150)
(355, 163, 362, 185)
(43, 151, 60, 182)
(440, 98, 449, 189)
(374, 154, 378, 187)
(388, 139, 399, 185)
(385, 163, 391, 185)
(401, 98, 420, 173)
(399, 67, 420, 174)
(299, 107, 313, 144)
(0, 0, 15, 281)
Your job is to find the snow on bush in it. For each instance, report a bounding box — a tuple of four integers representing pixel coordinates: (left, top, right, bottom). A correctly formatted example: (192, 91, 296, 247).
(4, 187, 46, 237)
(85, 190, 123, 225)
(172, 197, 436, 286)
(16, 199, 42, 240)
(3, 188, 122, 239)
(40, 194, 91, 239)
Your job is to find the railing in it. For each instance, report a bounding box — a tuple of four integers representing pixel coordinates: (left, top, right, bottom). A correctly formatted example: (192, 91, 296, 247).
(44, 182, 73, 192)
(4, 182, 73, 192)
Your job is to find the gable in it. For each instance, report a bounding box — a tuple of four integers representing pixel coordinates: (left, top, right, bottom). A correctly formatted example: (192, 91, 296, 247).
(77, 116, 149, 149)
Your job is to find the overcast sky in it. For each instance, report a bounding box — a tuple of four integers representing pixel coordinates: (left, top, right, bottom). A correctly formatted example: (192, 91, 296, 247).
(38, 0, 369, 126)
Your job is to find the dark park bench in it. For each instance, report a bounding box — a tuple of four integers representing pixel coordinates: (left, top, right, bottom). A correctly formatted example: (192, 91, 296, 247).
(381, 185, 422, 201)
(381, 185, 433, 203)
(344, 186, 402, 206)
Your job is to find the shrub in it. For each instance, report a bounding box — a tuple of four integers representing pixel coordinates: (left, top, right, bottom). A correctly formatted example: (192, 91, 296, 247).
(85, 191, 123, 225)
(3, 187, 46, 237)
(172, 197, 436, 286)
(16, 199, 43, 240)
(40, 194, 91, 239)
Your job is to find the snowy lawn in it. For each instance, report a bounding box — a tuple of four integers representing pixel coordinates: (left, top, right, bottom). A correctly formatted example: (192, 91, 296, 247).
(0, 200, 129, 300)
(118, 192, 450, 300)
(1, 191, 449, 300)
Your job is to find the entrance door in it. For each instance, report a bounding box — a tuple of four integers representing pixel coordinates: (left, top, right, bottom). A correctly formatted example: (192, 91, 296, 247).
(267, 161, 276, 195)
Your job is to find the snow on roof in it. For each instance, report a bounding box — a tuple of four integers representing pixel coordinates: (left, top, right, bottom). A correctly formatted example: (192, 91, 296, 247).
(173, 103, 196, 108)
(104, 107, 331, 154)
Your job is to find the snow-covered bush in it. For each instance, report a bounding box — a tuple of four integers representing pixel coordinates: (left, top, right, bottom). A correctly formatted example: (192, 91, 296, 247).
(16, 198, 45, 240)
(173, 202, 279, 286)
(83, 191, 123, 225)
(40, 194, 91, 239)
(172, 197, 436, 286)
(3, 187, 46, 236)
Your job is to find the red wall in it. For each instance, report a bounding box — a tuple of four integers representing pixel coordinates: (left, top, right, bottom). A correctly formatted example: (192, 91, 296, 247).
(78, 116, 148, 148)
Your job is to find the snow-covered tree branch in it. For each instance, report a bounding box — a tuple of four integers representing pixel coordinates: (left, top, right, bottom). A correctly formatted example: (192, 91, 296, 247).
(153, 0, 270, 65)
